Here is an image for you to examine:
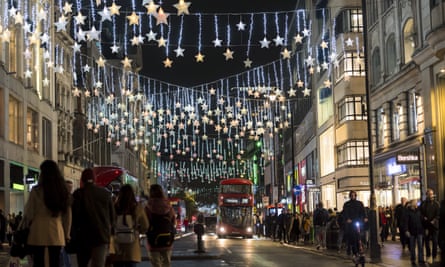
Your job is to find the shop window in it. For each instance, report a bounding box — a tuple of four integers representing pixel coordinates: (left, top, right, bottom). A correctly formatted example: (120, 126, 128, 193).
(338, 95, 367, 123)
(10, 163, 24, 189)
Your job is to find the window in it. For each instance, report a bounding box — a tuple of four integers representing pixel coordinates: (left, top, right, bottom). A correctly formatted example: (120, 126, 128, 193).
(42, 117, 52, 158)
(408, 91, 419, 134)
(337, 140, 369, 168)
(391, 103, 401, 141)
(371, 48, 381, 87)
(335, 9, 363, 34)
(382, 0, 394, 12)
(338, 96, 367, 123)
(386, 35, 397, 75)
(403, 18, 415, 63)
(338, 52, 366, 78)
(368, 0, 378, 25)
(26, 108, 39, 152)
(376, 107, 386, 147)
(317, 86, 333, 127)
(9, 95, 23, 145)
(0, 87, 4, 138)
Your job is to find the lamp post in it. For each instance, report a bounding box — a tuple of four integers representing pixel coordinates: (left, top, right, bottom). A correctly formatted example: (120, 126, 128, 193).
(362, 0, 381, 262)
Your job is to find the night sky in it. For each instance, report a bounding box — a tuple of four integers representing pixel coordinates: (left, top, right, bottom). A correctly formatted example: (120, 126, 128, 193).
(139, 0, 301, 87)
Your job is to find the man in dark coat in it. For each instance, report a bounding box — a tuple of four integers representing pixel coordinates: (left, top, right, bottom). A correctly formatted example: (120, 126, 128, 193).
(419, 188, 440, 263)
(342, 190, 367, 256)
(72, 168, 116, 267)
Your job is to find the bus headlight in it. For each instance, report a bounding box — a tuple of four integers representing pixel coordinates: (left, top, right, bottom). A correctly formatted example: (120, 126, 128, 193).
(246, 227, 252, 232)
(219, 227, 225, 233)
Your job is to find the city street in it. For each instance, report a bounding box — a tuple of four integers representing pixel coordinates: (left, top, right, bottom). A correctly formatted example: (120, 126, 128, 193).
(1, 233, 441, 267)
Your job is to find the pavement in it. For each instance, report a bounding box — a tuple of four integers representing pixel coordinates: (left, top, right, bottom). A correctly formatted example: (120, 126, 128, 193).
(0, 235, 441, 267)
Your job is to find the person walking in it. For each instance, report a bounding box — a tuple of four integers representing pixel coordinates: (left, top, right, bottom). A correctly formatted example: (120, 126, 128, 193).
(60, 180, 74, 267)
(145, 184, 176, 267)
(395, 197, 409, 250)
(342, 190, 367, 258)
(313, 202, 329, 250)
(419, 188, 440, 263)
(0, 209, 6, 249)
(72, 168, 116, 267)
(22, 159, 72, 267)
(288, 212, 301, 244)
(402, 199, 426, 265)
(112, 184, 149, 267)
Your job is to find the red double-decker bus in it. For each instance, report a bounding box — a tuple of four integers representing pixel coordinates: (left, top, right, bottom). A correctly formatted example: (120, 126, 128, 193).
(216, 178, 254, 239)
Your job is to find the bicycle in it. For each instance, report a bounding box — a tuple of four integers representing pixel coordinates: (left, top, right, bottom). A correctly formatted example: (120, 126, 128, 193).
(352, 221, 365, 267)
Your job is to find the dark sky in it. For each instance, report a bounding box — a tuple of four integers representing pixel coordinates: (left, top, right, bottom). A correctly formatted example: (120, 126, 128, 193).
(140, 0, 302, 87)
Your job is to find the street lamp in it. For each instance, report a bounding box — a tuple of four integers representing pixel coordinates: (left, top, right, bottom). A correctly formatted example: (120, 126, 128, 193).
(362, 0, 381, 262)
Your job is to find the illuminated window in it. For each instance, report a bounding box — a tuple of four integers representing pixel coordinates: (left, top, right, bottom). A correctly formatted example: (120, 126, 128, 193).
(26, 108, 39, 152)
(408, 91, 419, 134)
(403, 18, 415, 64)
(391, 103, 401, 141)
(338, 95, 367, 123)
(339, 52, 365, 78)
(8, 95, 23, 145)
(337, 140, 369, 168)
(335, 9, 363, 33)
(376, 107, 386, 147)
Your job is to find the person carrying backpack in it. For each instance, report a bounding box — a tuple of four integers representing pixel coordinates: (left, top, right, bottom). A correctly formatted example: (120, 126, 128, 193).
(145, 184, 176, 267)
(112, 184, 149, 267)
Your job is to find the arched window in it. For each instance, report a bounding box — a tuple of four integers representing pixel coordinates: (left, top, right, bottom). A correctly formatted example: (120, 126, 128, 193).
(371, 48, 381, 86)
(403, 18, 415, 63)
(386, 34, 397, 75)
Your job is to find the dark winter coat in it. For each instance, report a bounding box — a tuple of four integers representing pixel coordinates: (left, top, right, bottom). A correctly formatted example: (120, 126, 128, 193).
(403, 207, 424, 237)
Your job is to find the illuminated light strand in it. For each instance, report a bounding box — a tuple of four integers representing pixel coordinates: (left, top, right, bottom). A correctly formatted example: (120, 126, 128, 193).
(246, 13, 254, 57)
(197, 13, 202, 52)
(213, 14, 220, 41)
(177, 15, 184, 48)
(263, 13, 267, 36)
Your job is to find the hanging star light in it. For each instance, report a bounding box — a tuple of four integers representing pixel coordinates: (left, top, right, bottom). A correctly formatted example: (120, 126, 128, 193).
(127, 12, 139, 26)
(223, 48, 234, 60)
(156, 8, 169, 25)
(74, 11, 87, 25)
(345, 37, 354, 46)
(273, 35, 284, 46)
(174, 46, 185, 57)
(294, 33, 303, 44)
(87, 26, 100, 41)
(173, 0, 191, 16)
(109, 2, 121, 16)
(163, 57, 173, 68)
(146, 30, 157, 41)
(98, 6, 112, 22)
(121, 57, 132, 69)
(13, 12, 24, 25)
(303, 88, 311, 96)
(96, 56, 106, 67)
(110, 44, 120, 53)
(157, 37, 167, 47)
(63, 2, 73, 14)
(320, 40, 328, 49)
(243, 58, 252, 68)
(54, 15, 68, 32)
(195, 52, 205, 62)
(280, 48, 291, 59)
(236, 20, 246, 31)
(259, 37, 271, 48)
(212, 38, 223, 47)
(145, 0, 159, 15)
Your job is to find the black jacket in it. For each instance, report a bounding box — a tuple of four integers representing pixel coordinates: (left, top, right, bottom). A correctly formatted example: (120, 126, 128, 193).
(403, 207, 424, 236)
(342, 199, 366, 223)
(72, 183, 116, 247)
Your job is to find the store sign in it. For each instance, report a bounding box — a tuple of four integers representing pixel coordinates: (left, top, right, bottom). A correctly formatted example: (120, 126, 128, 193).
(224, 198, 239, 204)
(396, 151, 419, 164)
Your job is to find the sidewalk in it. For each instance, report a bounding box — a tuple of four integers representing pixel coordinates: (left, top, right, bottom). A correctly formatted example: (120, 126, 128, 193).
(282, 238, 441, 267)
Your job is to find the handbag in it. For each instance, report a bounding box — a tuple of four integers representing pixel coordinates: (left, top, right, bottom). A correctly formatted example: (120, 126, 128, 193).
(10, 228, 30, 259)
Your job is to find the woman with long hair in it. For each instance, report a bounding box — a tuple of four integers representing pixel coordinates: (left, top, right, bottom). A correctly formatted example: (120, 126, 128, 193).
(112, 184, 148, 267)
(23, 159, 71, 267)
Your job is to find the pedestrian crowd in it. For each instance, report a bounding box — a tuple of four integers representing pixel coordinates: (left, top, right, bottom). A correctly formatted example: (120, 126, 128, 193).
(1, 159, 177, 267)
(253, 189, 445, 266)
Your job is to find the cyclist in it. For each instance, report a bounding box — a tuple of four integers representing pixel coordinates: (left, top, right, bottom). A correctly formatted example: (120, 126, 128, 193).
(342, 190, 368, 259)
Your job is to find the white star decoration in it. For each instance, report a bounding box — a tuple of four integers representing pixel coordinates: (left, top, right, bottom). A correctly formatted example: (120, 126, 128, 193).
(174, 46, 185, 57)
(223, 48, 234, 60)
(259, 37, 270, 48)
(212, 38, 223, 47)
(236, 21, 246, 31)
(244, 58, 252, 68)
